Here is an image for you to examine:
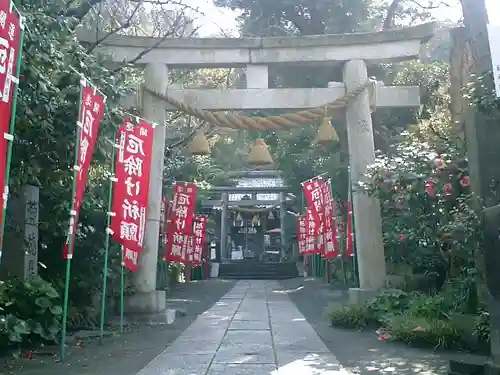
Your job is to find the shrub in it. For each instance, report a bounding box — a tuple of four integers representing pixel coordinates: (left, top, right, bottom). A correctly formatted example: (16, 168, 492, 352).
(387, 315, 461, 349)
(0, 277, 62, 351)
(327, 303, 377, 329)
(405, 293, 451, 320)
(366, 289, 411, 320)
(472, 309, 490, 345)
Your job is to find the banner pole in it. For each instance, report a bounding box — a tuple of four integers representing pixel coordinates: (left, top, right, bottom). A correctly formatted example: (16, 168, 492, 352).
(99, 134, 117, 343)
(0, 15, 25, 260)
(120, 246, 125, 333)
(60, 82, 85, 361)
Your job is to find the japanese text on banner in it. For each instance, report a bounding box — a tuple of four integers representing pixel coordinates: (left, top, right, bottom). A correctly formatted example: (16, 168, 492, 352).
(302, 177, 324, 235)
(0, 5, 21, 239)
(297, 215, 307, 255)
(321, 180, 338, 259)
(305, 208, 320, 255)
(122, 246, 139, 272)
(346, 198, 354, 257)
(165, 183, 197, 263)
(110, 120, 154, 257)
(192, 215, 207, 266)
(172, 183, 197, 235)
(63, 87, 104, 258)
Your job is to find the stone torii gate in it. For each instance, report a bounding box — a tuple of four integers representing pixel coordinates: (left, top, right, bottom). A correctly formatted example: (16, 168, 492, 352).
(81, 22, 435, 313)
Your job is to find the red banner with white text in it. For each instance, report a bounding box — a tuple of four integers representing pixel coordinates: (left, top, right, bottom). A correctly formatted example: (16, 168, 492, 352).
(297, 215, 307, 255)
(165, 183, 197, 263)
(321, 179, 339, 259)
(191, 215, 207, 266)
(305, 208, 321, 255)
(346, 198, 354, 257)
(302, 177, 324, 235)
(110, 120, 154, 271)
(63, 86, 105, 259)
(0, 6, 22, 243)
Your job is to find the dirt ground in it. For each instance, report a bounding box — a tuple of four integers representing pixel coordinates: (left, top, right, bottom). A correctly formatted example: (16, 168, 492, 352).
(1, 279, 235, 375)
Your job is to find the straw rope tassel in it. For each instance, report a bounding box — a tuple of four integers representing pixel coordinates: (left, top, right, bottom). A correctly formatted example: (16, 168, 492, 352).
(188, 130, 211, 155)
(247, 138, 274, 167)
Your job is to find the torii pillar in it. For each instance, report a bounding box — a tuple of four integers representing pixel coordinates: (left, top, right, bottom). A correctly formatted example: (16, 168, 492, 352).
(344, 60, 386, 302)
(125, 63, 169, 314)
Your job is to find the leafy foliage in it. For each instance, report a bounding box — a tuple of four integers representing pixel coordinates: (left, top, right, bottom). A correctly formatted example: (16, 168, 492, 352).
(0, 277, 62, 350)
(327, 303, 377, 329)
(359, 135, 480, 291)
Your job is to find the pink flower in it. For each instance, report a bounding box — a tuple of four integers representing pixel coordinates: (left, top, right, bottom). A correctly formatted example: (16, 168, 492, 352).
(443, 183, 453, 196)
(378, 334, 391, 341)
(425, 179, 436, 197)
(399, 234, 407, 242)
(460, 175, 470, 187)
(434, 158, 446, 170)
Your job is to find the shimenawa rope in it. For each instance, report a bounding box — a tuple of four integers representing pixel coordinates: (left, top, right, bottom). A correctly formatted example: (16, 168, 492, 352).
(142, 78, 375, 131)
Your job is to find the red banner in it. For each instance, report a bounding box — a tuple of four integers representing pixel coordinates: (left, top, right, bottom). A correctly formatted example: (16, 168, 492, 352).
(171, 183, 197, 234)
(110, 120, 154, 269)
(160, 196, 171, 236)
(322, 180, 339, 259)
(0, 6, 22, 242)
(302, 177, 324, 235)
(192, 215, 207, 266)
(122, 246, 139, 272)
(165, 183, 197, 263)
(346, 198, 354, 257)
(297, 215, 307, 255)
(63, 86, 105, 258)
(305, 208, 320, 254)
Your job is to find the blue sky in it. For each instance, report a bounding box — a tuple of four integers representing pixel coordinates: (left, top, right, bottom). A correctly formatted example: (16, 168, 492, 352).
(179, 0, 499, 37)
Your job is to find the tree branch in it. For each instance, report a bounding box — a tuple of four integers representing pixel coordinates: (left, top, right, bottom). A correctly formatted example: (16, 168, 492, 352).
(64, 0, 106, 21)
(383, 0, 403, 30)
(111, 16, 184, 73)
(87, 2, 143, 53)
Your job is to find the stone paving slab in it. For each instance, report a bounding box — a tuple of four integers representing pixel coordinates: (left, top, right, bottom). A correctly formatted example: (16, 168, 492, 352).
(135, 280, 352, 375)
(207, 364, 278, 375)
(228, 319, 270, 330)
(212, 345, 275, 364)
(136, 354, 212, 375)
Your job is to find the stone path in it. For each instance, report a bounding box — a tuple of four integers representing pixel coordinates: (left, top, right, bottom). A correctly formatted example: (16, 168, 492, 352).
(136, 280, 351, 375)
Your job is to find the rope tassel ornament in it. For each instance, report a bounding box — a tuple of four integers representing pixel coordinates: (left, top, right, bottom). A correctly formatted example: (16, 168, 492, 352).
(188, 130, 210, 155)
(247, 138, 274, 167)
(314, 109, 339, 146)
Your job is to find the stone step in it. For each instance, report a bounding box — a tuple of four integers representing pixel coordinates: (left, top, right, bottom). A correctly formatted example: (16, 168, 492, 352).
(449, 356, 487, 375)
(218, 262, 298, 280)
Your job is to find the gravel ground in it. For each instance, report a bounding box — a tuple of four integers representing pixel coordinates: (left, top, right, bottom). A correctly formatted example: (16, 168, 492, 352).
(279, 277, 457, 375)
(1, 279, 236, 375)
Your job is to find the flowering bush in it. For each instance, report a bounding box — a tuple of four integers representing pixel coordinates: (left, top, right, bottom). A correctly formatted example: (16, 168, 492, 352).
(359, 136, 481, 286)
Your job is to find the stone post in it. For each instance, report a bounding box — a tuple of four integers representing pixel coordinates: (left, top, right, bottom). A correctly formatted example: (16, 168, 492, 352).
(220, 192, 229, 262)
(343, 60, 386, 301)
(126, 63, 168, 314)
(279, 192, 286, 258)
(0, 185, 39, 279)
(23, 186, 39, 279)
